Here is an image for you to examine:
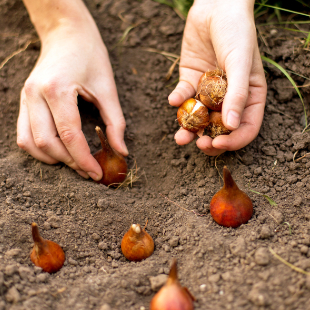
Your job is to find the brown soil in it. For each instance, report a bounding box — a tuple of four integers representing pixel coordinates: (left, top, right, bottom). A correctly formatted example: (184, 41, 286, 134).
(1, 1, 310, 310)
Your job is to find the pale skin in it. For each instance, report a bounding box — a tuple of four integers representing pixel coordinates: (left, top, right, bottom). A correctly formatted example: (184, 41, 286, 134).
(17, 0, 266, 180)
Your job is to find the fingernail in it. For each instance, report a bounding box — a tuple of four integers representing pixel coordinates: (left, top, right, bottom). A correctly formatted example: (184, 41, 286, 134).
(76, 170, 90, 179)
(121, 141, 129, 156)
(227, 110, 240, 129)
(87, 171, 101, 181)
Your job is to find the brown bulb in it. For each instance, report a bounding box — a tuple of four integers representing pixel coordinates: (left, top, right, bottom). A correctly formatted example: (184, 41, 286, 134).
(177, 98, 209, 137)
(210, 166, 253, 228)
(196, 69, 227, 111)
(150, 259, 195, 310)
(30, 223, 65, 273)
(207, 111, 231, 138)
(121, 223, 154, 261)
(93, 126, 127, 186)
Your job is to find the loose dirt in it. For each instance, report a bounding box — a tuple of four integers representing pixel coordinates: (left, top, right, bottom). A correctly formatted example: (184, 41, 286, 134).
(0, 1, 310, 309)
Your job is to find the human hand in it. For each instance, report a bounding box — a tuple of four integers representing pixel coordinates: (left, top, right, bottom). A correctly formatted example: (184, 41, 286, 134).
(17, 3, 127, 181)
(168, 0, 267, 156)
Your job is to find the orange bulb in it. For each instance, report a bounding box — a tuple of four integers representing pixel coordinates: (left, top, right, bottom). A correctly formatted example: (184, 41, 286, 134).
(93, 126, 127, 186)
(207, 111, 231, 138)
(210, 166, 253, 228)
(150, 259, 195, 310)
(177, 98, 209, 137)
(30, 223, 65, 273)
(196, 69, 227, 111)
(121, 223, 154, 261)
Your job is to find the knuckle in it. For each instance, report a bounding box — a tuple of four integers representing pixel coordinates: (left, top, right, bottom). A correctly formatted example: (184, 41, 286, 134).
(58, 128, 78, 146)
(233, 88, 248, 105)
(33, 135, 50, 151)
(41, 78, 60, 100)
(17, 135, 29, 151)
(24, 78, 36, 98)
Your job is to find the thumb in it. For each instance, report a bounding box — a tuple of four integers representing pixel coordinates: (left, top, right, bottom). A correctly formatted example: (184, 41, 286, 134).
(221, 53, 252, 130)
(168, 67, 203, 107)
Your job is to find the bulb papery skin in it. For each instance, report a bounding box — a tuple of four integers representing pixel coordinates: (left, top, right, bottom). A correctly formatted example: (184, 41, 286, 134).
(177, 98, 209, 133)
(196, 69, 227, 111)
(150, 259, 194, 310)
(150, 283, 194, 310)
(93, 127, 127, 187)
(207, 111, 231, 138)
(210, 167, 253, 228)
(30, 223, 65, 273)
(121, 224, 154, 261)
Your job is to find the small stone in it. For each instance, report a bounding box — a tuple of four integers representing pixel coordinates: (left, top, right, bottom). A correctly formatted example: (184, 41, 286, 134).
(68, 258, 78, 266)
(5, 178, 15, 188)
(168, 236, 179, 248)
(255, 247, 270, 266)
(111, 261, 118, 268)
(260, 225, 273, 239)
(199, 284, 207, 292)
(36, 273, 48, 282)
(43, 221, 51, 230)
(100, 304, 112, 310)
(262, 146, 277, 156)
(92, 233, 100, 241)
(98, 242, 108, 250)
(300, 245, 309, 254)
(18, 266, 33, 280)
(5, 265, 18, 276)
(254, 167, 262, 175)
(270, 210, 284, 224)
(208, 274, 220, 283)
(163, 245, 171, 252)
(23, 191, 31, 197)
(5, 248, 21, 257)
(230, 237, 246, 258)
(149, 274, 168, 291)
(6, 287, 20, 303)
(97, 199, 107, 209)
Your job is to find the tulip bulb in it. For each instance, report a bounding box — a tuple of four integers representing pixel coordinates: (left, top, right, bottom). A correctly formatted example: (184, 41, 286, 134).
(210, 166, 253, 228)
(150, 259, 195, 310)
(207, 111, 231, 138)
(121, 223, 154, 261)
(177, 98, 209, 137)
(196, 69, 227, 111)
(93, 126, 127, 186)
(30, 223, 65, 273)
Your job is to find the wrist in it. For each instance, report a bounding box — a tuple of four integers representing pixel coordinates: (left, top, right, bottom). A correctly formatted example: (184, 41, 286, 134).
(23, 0, 96, 40)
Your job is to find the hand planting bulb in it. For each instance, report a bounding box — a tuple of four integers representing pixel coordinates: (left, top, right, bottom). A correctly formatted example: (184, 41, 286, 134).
(177, 98, 209, 137)
(93, 126, 127, 186)
(210, 166, 253, 228)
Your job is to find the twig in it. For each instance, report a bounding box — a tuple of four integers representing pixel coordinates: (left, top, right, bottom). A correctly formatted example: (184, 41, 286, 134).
(159, 193, 206, 217)
(294, 151, 310, 162)
(166, 56, 180, 80)
(269, 247, 310, 275)
(143, 47, 180, 59)
(0, 39, 39, 70)
(215, 155, 224, 182)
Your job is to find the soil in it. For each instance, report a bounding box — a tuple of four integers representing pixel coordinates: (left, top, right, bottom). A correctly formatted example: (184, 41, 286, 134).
(1, 1, 310, 310)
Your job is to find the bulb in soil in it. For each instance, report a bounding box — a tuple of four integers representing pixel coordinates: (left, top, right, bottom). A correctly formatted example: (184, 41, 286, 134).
(121, 223, 154, 261)
(196, 69, 227, 111)
(207, 111, 231, 138)
(150, 259, 195, 310)
(177, 98, 209, 137)
(210, 166, 253, 228)
(30, 223, 65, 273)
(93, 126, 127, 187)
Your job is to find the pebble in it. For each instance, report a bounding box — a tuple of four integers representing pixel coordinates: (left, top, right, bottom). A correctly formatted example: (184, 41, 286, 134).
(5, 265, 18, 276)
(6, 287, 20, 303)
(270, 210, 284, 224)
(100, 304, 112, 310)
(254, 247, 270, 266)
(149, 274, 168, 291)
(68, 258, 78, 266)
(208, 274, 220, 283)
(23, 191, 31, 197)
(163, 245, 171, 252)
(36, 273, 48, 283)
(97, 199, 107, 209)
(98, 242, 108, 250)
(111, 261, 118, 268)
(300, 245, 309, 254)
(260, 225, 273, 239)
(168, 236, 179, 248)
(92, 233, 100, 241)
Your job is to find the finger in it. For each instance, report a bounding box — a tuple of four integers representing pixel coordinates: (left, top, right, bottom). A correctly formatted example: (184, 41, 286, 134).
(44, 85, 102, 181)
(24, 83, 82, 172)
(221, 50, 253, 131)
(17, 89, 59, 165)
(196, 136, 226, 156)
(212, 94, 264, 151)
(174, 127, 196, 145)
